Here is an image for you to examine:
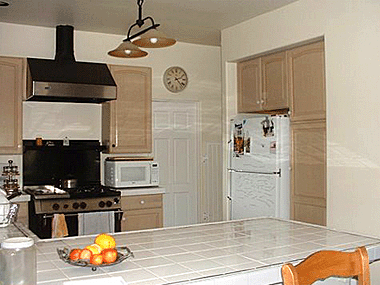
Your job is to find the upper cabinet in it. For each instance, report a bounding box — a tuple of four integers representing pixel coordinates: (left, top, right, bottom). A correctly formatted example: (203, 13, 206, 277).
(102, 65, 152, 153)
(237, 58, 261, 113)
(237, 51, 288, 113)
(287, 41, 326, 121)
(261, 52, 288, 110)
(0, 57, 24, 154)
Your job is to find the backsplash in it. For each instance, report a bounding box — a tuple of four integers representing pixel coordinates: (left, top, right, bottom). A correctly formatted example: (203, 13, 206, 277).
(23, 101, 101, 140)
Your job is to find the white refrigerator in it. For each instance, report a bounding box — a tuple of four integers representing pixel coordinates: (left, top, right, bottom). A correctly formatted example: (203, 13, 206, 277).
(228, 114, 290, 220)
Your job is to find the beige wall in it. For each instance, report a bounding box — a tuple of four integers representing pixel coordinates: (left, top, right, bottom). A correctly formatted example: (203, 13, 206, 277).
(0, 22, 222, 222)
(221, 0, 380, 280)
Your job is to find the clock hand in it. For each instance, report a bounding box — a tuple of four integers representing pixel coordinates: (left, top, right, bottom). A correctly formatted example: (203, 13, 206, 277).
(175, 77, 185, 86)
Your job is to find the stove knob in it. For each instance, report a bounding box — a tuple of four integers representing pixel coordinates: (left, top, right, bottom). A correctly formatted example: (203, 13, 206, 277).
(63, 204, 69, 209)
(80, 202, 87, 209)
(114, 198, 120, 204)
(99, 201, 105, 208)
(52, 203, 60, 211)
(106, 201, 113, 207)
(73, 202, 80, 210)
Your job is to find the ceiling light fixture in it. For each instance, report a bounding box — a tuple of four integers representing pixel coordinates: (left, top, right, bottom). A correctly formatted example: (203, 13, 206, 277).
(108, 0, 176, 58)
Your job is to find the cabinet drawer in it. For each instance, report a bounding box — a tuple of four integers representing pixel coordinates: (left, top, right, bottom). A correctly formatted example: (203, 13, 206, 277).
(121, 194, 162, 210)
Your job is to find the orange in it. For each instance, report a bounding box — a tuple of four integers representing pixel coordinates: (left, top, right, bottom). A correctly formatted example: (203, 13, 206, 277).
(69, 248, 82, 261)
(90, 253, 103, 265)
(79, 248, 92, 260)
(94, 233, 116, 249)
(102, 248, 118, 263)
(85, 243, 102, 255)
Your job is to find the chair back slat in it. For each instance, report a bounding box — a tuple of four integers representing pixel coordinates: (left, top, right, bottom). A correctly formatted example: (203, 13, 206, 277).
(281, 247, 370, 285)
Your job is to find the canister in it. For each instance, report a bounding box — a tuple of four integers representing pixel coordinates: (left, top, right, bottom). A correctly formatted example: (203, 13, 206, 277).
(0, 237, 36, 285)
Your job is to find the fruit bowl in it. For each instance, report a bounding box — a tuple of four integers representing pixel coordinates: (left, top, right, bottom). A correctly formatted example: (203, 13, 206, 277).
(57, 246, 134, 271)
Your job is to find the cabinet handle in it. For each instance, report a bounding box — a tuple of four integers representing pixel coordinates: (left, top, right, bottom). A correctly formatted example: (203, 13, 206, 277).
(112, 144, 116, 147)
(140, 200, 145, 204)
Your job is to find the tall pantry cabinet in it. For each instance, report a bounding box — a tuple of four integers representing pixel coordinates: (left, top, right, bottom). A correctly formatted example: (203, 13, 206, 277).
(0, 57, 24, 154)
(287, 41, 326, 226)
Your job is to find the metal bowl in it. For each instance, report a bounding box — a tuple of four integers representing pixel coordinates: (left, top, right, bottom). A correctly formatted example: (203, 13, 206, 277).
(57, 246, 134, 271)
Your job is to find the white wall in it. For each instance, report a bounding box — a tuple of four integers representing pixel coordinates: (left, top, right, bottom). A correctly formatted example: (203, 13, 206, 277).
(221, 0, 380, 280)
(0, 22, 222, 221)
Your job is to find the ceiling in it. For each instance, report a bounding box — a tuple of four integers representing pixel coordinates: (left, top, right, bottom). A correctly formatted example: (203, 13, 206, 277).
(0, 0, 299, 46)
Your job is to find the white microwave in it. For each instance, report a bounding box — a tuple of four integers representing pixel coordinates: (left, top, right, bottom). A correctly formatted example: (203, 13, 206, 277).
(104, 158, 159, 188)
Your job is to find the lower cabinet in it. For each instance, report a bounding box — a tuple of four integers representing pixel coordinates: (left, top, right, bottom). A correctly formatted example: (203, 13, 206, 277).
(291, 120, 326, 226)
(15, 201, 28, 227)
(120, 194, 163, 232)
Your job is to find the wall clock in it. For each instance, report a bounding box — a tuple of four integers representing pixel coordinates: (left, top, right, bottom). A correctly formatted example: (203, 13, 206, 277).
(163, 66, 188, 93)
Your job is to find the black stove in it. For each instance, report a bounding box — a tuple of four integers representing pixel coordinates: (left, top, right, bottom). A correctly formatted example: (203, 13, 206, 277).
(23, 140, 123, 239)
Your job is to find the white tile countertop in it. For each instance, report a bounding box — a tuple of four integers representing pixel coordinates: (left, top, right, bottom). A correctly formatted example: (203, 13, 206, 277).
(119, 187, 166, 196)
(30, 218, 380, 285)
(0, 223, 27, 241)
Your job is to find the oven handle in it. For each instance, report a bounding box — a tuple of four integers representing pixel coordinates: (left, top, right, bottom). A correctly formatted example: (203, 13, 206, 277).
(42, 210, 124, 219)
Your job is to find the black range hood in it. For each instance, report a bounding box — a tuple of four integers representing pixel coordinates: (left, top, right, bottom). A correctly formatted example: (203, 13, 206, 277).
(26, 25, 117, 103)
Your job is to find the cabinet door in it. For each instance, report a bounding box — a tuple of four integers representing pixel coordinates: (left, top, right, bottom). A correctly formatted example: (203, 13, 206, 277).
(237, 58, 262, 113)
(103, 65, 152, 153)
(16, 201, 28, 226)
(121, 208, 163, 231)
(261, 51, 288, 110)
(0, 57, 24, 154)
(291, 121, 326, 226)
(287, 41, 326, 121)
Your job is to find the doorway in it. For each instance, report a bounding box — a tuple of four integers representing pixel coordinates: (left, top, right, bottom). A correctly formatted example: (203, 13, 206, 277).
(153, 100, 199, 227)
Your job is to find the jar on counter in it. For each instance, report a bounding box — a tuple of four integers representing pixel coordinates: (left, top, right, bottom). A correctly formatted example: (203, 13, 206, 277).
(0, 237, 36, 285)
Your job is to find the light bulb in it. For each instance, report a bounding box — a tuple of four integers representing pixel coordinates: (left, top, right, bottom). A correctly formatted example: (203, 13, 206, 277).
(125, 50, 132, 55)
(150, 38, 158, 44)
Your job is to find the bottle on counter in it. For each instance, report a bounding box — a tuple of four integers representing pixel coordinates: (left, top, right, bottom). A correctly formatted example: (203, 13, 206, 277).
(0, 237, 36, 285)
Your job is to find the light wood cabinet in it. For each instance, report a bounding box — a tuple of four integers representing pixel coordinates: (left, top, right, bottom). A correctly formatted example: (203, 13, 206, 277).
(15, 201, 28, 227)
(120, 194, 163, 231)
(237, 51, 287, 113)
(291, 121, 326, 226)
(261, 52, 288, 110)
(0, 57, 24, 154)
(287, 41, 326, 121)
(102, 65, 152, 153)
(237, 58, 262, 113)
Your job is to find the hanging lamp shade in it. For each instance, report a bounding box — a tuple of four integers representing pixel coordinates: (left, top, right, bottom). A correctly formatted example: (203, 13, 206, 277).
(108, 40, 148, 58)
(133, 28, 176, 48)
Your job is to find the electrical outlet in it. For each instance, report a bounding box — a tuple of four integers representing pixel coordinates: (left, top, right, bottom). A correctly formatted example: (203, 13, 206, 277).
(203, 212, 210, 222)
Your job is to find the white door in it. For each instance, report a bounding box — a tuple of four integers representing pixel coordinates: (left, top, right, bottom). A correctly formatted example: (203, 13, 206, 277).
(153, 101, 199, 227)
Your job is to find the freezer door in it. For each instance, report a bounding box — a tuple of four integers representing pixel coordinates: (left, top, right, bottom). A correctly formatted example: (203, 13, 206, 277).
(230, 172, 277, 220)
(230, 115, 289, 173)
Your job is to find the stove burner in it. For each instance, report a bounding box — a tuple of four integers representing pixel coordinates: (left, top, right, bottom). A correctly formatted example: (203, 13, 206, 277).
(66, 185, 120, 199)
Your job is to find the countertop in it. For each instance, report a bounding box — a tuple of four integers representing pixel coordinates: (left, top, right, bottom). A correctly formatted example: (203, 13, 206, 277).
(119, 187, 165, 196)
(18, 217, 380, 285)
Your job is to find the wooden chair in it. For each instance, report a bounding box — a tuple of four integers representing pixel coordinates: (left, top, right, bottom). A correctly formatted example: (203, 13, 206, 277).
(281, 246, 370, 285)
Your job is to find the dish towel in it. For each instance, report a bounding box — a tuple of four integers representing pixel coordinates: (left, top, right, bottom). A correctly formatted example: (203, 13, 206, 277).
(78, 211, 115, 236)
(52, 213, 69, 238)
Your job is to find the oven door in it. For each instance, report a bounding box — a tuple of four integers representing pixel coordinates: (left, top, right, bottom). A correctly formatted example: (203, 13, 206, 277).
(29, 212, 79, 239)
(28, 203, 122, 239)
(77, 210, 123, 236)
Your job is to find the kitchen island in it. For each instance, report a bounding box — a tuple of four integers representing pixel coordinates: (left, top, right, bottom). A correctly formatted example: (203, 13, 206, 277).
(7, 217, 380, 285)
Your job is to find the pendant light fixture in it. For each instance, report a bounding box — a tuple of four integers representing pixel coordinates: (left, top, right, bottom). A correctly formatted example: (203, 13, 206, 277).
(108, 0, 176, 58)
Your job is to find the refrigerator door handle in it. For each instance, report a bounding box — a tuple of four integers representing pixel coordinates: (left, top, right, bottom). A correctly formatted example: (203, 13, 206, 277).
(228, 168, 281, 177)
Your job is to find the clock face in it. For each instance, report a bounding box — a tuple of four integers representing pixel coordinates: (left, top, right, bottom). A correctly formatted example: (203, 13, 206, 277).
(163, 66, 188, 93)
